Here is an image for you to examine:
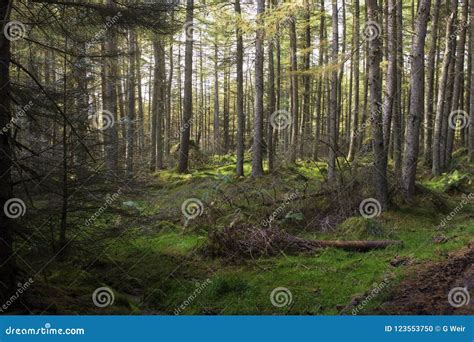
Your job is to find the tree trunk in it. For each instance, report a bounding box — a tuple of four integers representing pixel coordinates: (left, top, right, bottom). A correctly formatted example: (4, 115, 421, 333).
(367, 0, 389, 208)
(0, 0, 15, 305)
(470, 0, 474, 162)
(382, 0, 397, 153)
(402, 0, 431, 199)
(347, 0, 359, 162)
(432, 0, 457, 176)
(252, 0, 265, 176)
(314, 0, 325, 161)
(328, 0, 339, 182)
(102, 4, 119, 177)
(178, 0, 194, 173)
(446, 0, 468, 166)
(301, 0, 312, 158)
(423, 0, 441, 166)
(289, 17, 299, 164)
(213, 42, 220, 154)
(267, 0, 276, 172)
(125, 29, 136, 177)
(152, 39, 165, 170)
(393, 0, 403, 177)
(235, 0, 245, 176)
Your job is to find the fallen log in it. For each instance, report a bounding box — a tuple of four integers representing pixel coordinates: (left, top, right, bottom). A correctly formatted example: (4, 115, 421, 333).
(204, 226, 403, 259)
(304, 239, 402, 252)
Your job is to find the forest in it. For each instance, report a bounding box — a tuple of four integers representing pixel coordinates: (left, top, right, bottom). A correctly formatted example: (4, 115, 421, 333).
(0, 0, 473, 315)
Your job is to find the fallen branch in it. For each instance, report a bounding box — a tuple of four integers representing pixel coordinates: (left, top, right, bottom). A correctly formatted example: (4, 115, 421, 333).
(204, 226, 402, 259)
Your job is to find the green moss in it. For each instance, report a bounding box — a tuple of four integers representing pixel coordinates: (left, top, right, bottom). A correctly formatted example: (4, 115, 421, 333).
(339, 216, 389, 239)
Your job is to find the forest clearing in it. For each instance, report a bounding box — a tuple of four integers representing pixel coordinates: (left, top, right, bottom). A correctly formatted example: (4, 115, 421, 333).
(0, 0, 473, 315)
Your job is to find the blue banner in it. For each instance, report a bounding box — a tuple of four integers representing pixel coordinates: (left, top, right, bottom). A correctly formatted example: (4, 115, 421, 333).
(0, 316, 472, 342)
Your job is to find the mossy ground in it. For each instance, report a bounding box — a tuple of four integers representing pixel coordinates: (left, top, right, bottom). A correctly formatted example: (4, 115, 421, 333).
(20, 156, 474, 315)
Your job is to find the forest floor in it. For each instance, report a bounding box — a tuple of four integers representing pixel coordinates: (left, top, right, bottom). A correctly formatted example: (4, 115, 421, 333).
(18, 153, 474, 315)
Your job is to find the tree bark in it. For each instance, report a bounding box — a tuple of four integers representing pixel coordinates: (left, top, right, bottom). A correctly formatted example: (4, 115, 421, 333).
(470, 0, 474, 162)
(432, 0, 457, 176)
(402, 0, 431, 199)
(213, 42, 220, 154)
(367, 0, 389, 208)
(347, 0, 359, 162)
(446, 0, 468, 166)
(382, 0, 397, 153)
(178, 0, 194, 173)
(289, 17, 299, 164)
(267, 0, 276, 173)
(423, 0, 441, 166)
(328, 0, 339, 182)
(125, 29, 136, 177)
(102, 3, 119, 177)
(251, 0, 265, 177)
(0, 0, 15, 305)
(235, 0, 245, 176)
(301, 0, 312, 158)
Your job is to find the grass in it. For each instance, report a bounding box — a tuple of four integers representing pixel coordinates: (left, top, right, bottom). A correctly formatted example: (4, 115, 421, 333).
(20, 157, 474, 315)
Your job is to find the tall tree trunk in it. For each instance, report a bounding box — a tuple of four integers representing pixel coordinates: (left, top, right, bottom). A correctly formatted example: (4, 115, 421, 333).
(432, 0, 457, 176)
(125, 30, 136, 177)
(166, 42, 173, 160)
(301, 0, 312, 158)
(223, 60, 230, 153)
(367, 0, 389, 208)
(135, 36, 145, 153)
(213, 42, 220, 154)
(328, 0, 339, 183)
(267, 0, 276, 172)
(347, 0, 359, 162)
(102, 3, 119, 177)
(289, 17, 299, 164)
(423, 0, 441, 166)
(150, 42, 158, 172)
(446, 0, 468, 166)
(252, 0, 265, 177)
(0, 0, 15, 305)
(314, 0, 325, 161)
(393, 0, 403, 176)
(178, 0, 194, 173)
(152, 39, 165, 170)
(382, 0, 397, 153)
(402, 0, 431, 199)
(470, 0, 474, 162)
(235, 0, 245, 176)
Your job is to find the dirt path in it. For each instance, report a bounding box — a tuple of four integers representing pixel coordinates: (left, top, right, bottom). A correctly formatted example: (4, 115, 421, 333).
(380, 243, 474, 314)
